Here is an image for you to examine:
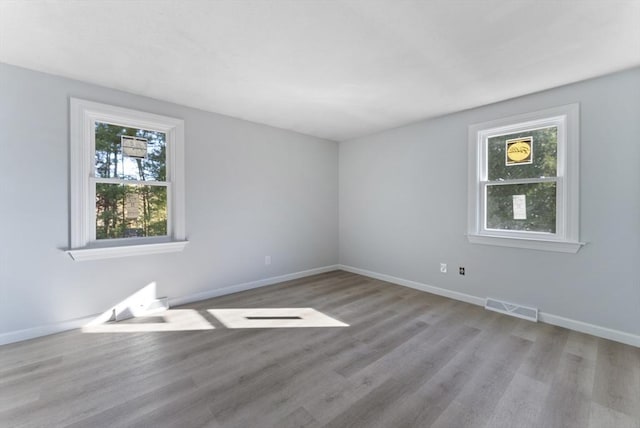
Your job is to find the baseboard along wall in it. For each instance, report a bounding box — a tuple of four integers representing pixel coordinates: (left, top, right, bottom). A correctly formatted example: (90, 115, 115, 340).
(338, 264, 640, 348)
(2, 263, 638, 348)
(0, 264, 340, 346)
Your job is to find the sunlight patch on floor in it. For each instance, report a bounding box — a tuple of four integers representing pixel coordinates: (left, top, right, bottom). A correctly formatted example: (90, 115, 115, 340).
(82, 309, 213, 333)
(208, 308, 349, 328)
(84, 281, 163, 327)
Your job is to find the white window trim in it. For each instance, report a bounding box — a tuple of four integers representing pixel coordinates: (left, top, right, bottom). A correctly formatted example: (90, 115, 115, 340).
(467, 104, 584, 253)
(67, 98, 187, 261)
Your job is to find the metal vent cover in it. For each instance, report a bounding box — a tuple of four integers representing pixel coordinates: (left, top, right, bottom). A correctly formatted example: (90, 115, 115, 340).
(485, 297, 538, 322)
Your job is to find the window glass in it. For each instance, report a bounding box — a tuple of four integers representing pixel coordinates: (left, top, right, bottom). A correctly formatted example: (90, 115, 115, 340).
(487, 126, 557, 181)
(486, 182, 556, 233)
(94, 122, 166, 181)
(95, 183, 167, 239)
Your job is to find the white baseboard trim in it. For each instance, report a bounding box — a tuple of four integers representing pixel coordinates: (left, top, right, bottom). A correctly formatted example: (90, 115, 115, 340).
(338, 264, 640, 348)
(0, 314, 98, 347)
(538, 312, 640, 348)
(169, 264, 340, 307)
(0, 264, 340, 346)
(338, 264, 485, 306)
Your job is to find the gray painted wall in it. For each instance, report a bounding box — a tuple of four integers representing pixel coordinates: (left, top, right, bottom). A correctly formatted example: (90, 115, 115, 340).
(2, 62, 638, 340)
(340, 67, 640, 336)
(0, 63, 339, 335)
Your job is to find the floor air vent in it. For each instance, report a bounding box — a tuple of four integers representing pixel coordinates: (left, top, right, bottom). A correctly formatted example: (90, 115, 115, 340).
(485, 298, 538, 322)
(245, 316, 302, 320)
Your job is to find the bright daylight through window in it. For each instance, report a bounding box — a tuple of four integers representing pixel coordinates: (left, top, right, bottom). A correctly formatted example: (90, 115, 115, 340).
(467, 104, 583, 253)
(68, 99, 187, 261)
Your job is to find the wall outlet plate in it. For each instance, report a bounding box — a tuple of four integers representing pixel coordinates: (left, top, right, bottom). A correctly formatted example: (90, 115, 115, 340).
(440, 263, 447, 273)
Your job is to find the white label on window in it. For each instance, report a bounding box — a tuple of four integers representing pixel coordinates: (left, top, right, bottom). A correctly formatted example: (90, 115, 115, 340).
(122, 136, 148, 159)
(512, 194, 527, 219)
(125, 193, 139, 219)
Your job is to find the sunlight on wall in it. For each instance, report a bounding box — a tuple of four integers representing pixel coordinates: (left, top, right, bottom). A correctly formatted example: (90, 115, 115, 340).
(208, 308, 349, 328)
(84, 281, 160, 327)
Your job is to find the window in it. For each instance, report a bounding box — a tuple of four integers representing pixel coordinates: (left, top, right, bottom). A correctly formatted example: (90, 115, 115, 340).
(467, 104, 583, 253)
(68, 98, 187, 261)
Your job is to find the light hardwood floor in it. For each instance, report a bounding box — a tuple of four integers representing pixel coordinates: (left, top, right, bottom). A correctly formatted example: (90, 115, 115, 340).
(1, 270, 639, 428)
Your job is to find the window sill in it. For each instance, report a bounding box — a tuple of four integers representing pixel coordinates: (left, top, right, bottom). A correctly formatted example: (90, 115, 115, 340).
(467, 234, 584, 253)
(66, 241, 189, 261)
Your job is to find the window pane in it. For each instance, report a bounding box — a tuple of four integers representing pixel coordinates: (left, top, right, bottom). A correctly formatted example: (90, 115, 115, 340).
(487, 126, 557, 181)
(96, 183, 168, 239)
(486, 182, 556, 233)
(94, 122, 166, 181)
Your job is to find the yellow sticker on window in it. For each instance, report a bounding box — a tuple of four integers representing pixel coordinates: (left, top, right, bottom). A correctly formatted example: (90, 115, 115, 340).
(506, 136, 533, 165)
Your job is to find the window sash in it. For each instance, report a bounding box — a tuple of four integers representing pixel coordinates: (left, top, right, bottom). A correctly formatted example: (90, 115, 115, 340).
(90, 179, 173, 242)
(90, 119, 171, 181)
(479, 117, 566, 182)
(479, 177, 564, 239)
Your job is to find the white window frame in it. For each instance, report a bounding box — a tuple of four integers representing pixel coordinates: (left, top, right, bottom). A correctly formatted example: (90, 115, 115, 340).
(467, 104, 584, 253)
(67, 98, 187, 261)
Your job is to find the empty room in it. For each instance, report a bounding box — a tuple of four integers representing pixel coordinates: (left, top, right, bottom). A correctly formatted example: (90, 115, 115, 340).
(1, 1, 639, 427)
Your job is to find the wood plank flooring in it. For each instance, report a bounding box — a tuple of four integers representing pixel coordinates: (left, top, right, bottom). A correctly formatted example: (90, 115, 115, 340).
(1, 270, 639, 428)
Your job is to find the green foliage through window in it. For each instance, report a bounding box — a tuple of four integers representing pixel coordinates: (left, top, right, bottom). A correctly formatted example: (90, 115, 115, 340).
(484, 126, 558, 233)
(94, 123, 168, 240)
(487, 126, 557, 181)
(486, 183, 556, 233)
(95, 122, 166, 181)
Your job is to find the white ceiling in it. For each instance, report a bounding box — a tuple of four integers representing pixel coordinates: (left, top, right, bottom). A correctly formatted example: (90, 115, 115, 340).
(1, 1, 639, 141)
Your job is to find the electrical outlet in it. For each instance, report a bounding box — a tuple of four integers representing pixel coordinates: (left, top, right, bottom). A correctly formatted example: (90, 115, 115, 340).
(440, 263, 447, 273)
(265, 256, 271, 266)
(459, 267, 465, 275)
